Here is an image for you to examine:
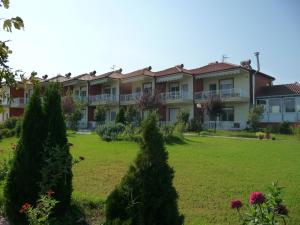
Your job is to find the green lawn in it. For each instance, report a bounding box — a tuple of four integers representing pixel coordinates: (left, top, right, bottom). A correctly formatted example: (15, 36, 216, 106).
(0, 133, 299, 225)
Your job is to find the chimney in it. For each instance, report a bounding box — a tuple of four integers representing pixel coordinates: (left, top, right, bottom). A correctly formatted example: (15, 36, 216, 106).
(240, 60, 252, 69)
(90, 70, 96, 76)
(65, 72, 71, 78)
(254, 52, 260, 72)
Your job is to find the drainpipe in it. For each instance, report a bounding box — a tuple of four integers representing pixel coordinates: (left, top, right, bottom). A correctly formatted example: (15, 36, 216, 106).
(253, 52, 260, 106)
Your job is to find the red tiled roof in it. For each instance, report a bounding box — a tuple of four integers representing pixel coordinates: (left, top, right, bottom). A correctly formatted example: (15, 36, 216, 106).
(122, 66, 154, 78)
(154, 64, 192, 77)
(257, 83, 300, 97)
(91, 69, 123, 80)
(189, 61, 275, 80)
(189, 62, 239, 74)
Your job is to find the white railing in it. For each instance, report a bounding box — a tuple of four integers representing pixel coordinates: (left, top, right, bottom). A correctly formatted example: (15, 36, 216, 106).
(73, 96, 88, 103)
(203, 121, 243, 130)
(10, 97, 28, 107)
(120, 92, 142, 103)
(89, 94, 118, 104)
(160, 91, 192, 101)
(194, 88, 247, 101)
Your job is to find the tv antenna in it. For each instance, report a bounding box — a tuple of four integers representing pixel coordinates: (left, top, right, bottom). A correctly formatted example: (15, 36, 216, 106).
(222, 54, 229, 62)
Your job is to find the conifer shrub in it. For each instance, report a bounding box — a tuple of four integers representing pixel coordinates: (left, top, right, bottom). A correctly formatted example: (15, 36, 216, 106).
(42, 83, 73, 215)
(105, 113, 184, 225)
(4, 86, 46, 225)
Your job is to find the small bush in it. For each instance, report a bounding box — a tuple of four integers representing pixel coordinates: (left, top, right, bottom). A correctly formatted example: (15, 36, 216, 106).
(160, 124, 175, 141)
(256, 132, 265, 139)
(187, 119, 202, 132)
(279, 121, 293, 135)
(0, 128, 10, 138)
(96, 123, 125, 141)
(2, 117, 18, 129)
(120, 124, 140, 142)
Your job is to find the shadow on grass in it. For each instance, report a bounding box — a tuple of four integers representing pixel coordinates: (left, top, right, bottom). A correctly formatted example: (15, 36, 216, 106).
(165, 135, 187, 145)
(53, 198, 105, 225)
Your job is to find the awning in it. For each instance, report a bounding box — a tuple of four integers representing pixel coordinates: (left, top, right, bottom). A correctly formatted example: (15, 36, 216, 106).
(195, 69, 241, 79)
(156, 74, 184, 83)
(90, 78, 108, 85)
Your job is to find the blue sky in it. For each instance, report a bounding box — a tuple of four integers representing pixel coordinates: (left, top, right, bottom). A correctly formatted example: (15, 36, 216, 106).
(2, 0, 300, 84)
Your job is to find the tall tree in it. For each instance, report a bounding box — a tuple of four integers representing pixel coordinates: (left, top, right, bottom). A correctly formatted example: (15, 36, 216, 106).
(4, 86, 46, 225)
(41, 83, 73, 215)
(106, 113, 184, 225)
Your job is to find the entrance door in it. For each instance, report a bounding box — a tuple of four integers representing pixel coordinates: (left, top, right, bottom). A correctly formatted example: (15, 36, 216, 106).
(169, 108, 179, 123)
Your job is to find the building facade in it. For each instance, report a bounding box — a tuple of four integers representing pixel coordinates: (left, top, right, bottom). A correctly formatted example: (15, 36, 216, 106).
(1, 60, 299, 129)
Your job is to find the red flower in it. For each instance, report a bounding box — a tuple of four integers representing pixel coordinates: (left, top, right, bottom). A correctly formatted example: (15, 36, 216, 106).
(19, 203, 30, 213)
(275, 204, 288, 215)
(249, 192, 265, 205)
(46, 189, 55, 197)
(79, 156, 85, 161)
(231, 199, 242, 209)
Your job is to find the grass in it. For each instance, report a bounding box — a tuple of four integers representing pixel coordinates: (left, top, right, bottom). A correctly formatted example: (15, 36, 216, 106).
(0, 132, 300, 225)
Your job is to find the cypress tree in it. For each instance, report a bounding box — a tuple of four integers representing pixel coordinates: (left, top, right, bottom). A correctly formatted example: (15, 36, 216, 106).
(41, 83, 73, 215)
(106, 113, 184, 225)
(4, 86, 46, 225)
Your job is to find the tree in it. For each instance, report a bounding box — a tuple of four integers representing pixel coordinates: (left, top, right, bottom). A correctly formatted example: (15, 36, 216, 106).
(1, 0, 25, 112)
(106, 113, 184, 225)
(41, 83, 73, 215)
(137, 90, 161, 113)
(61, 90, 83, 131)
(248, 105, 264, 131)
(4, 86, 46, 225)
(204, 96, 224, 132)
(125, 105, 140, 124)
(176, 111, 189, 126)
(115, 107, 126, 124)
(94, 105, 107, 124)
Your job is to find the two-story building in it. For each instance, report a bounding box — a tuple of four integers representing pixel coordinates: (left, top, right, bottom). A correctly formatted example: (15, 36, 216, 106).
(1, 60, 298, 130)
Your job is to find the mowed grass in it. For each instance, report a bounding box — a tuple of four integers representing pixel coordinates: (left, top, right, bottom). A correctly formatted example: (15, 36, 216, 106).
(0, 133, 299, 225)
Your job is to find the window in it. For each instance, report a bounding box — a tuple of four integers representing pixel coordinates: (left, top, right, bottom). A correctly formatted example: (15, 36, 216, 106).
(220, 108, 234, 121)
(296, 97, 300, 112)
(169, 82, 179, 92)
(284, 98, 295, 112)
(110, 111, 116, 121)
(143, 83, 152, 94)
(257, 99, 267, 111)
(220, 79, 233, 91)
(135, 87, 141, 93)
(268, 99, 281, 113)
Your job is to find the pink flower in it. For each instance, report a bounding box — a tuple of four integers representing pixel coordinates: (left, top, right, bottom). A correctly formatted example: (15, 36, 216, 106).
(231, 200, 242, 209)
(249, 192, 265, 205)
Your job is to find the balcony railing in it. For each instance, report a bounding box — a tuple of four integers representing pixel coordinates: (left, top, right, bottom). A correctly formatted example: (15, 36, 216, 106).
(194, 88, 248, 101)
(203, 121, 244, 130)
(89, 94, 118, 104)
(120, 92, 142, 103)
(160, 91, 192, 102)
(9, 97, 28, 107)
(73, 96, 88, 103)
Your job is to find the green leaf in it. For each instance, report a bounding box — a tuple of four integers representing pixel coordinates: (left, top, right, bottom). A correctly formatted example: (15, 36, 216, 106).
(3, 19, 12, 32)
(0, 0, 10, 9)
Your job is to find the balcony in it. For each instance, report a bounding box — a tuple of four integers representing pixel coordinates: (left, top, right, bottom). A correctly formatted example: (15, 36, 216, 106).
(9, 97, 28, 107)
(89, 94, 118, 105)
(194, 88, 249, 103)
(160, 91, 193, 104)
(73, 96, 88, 104)
(120, 92, 141, 105)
